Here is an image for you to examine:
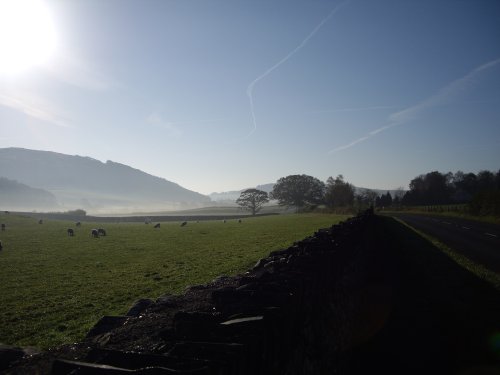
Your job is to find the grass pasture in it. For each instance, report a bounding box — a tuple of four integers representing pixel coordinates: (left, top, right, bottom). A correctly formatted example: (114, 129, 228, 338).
(0, 212, 347, 349)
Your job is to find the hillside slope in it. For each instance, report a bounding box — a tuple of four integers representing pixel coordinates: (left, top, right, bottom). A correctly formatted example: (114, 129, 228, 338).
(0, 148, 210, 212)
(0, 177, 58, 210)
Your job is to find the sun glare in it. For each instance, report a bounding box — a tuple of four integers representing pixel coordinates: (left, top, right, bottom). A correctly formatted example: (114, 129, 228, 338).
(0, 0, 57, 75)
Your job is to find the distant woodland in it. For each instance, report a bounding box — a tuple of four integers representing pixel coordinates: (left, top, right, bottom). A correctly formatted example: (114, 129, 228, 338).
(332, 169, 500, 217)
(242, 170, 500, 218)
(399, 170, 500, 216)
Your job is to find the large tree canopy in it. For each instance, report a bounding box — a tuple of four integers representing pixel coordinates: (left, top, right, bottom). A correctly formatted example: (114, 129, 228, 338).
(375, 192, 393, 208)
(400, 169, 500, 216)
(236, 189, 269, 216)
(270, 174, 325, 210)
(403, 171, 452, 205)
(324, 175, 355, 208)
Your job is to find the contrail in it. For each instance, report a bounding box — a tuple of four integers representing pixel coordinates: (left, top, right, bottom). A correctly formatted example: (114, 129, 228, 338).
(245, 0, 350, 138)
(0, 92, 71, 128)
(310, 105, 398, 114)
(328, 57, 500, 154)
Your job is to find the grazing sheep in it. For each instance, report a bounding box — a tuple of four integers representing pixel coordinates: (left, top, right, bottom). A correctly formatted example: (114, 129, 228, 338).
(67, 228, 74, 237)
(154, 223, 160, 228)
(1, 223, 5, 231)
(180, 221, 187, 227)
(238, 219, 242, 223)
(76, 222, 81, 227)
(98, 228, 107, 236)
(38, 219, 43, 224)
(91, 229, 99, 238)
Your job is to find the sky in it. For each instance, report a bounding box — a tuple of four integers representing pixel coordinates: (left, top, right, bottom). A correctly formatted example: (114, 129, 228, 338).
(0, 0, 499, 195)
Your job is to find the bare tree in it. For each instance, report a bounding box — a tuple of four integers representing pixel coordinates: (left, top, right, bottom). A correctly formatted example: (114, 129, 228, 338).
(236, 189, 269, 216)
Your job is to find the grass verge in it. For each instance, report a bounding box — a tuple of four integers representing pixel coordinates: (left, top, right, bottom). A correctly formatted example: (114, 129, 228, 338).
(391, 217, 500, 291)
(382, 208, 500, 225)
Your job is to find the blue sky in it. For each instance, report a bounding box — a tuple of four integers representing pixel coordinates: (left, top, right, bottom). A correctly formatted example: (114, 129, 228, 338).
(1, 0, 499, 195)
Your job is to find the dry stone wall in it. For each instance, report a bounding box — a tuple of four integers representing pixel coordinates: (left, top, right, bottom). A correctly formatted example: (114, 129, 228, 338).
(3, 210, 375, 374)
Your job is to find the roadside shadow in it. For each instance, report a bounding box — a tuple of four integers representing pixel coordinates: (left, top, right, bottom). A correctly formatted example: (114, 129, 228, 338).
(348, 216, 500, 374)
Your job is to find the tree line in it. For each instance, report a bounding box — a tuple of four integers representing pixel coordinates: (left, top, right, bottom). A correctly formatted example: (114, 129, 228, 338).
(401, 170, 500, 216)
(236, 169, 500, 217)
(236, 174, 369, 215)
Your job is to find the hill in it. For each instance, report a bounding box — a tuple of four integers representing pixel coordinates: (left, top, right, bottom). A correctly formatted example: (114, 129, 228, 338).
(0, 177, 58, 211)
(0, 148, 210, 213)
(209, 183, 275, 203)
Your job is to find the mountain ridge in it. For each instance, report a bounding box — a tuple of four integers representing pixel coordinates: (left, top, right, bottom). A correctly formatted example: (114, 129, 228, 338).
(0, 177, 58, 210)
(0, 147, 210, 213)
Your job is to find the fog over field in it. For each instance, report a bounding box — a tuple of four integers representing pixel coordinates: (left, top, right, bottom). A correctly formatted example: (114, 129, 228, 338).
(0, 147, 211, 213)
(0, 147, 408, 214)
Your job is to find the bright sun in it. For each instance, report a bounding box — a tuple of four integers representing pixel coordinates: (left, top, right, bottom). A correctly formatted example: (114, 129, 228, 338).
(0, 0, 57, 75)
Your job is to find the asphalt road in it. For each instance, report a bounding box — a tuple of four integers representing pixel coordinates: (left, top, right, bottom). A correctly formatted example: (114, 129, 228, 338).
(387, 213, 500, 273)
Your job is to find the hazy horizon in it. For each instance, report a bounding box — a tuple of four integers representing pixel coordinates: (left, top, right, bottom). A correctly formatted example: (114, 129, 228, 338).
(1, 0, 499, 195)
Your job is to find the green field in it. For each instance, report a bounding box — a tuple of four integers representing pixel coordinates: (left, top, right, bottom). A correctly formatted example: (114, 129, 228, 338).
(0, 212, 347, 349)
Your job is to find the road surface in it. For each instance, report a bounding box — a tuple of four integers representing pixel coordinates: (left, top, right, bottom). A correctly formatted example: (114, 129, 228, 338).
(387, 213, 500, 273)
